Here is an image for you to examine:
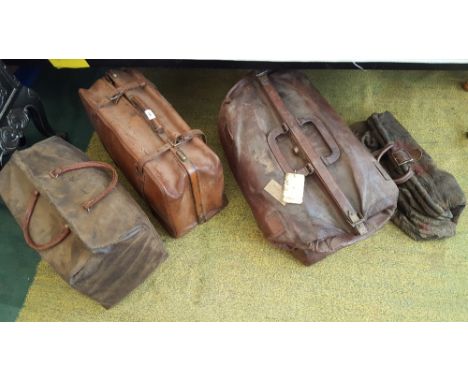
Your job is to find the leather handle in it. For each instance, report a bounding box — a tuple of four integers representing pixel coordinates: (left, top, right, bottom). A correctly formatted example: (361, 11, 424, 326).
(267, 127, 310, 175)
(267, 115, 341, 174)
(49, 161, 118, 211)
(174, 129, 207, 145)
(22, 190, 71, 251)
(298, 116, 340, 165)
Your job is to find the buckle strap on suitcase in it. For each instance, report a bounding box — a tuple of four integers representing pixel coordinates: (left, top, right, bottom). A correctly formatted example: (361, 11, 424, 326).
(98, 79, 147, 107)
(117, 88, 207, 224)
(129, 95, 206, 224)
(136, 129, 206, 174)
(256, 71, 367, 235)
(101, 69, 208, 224)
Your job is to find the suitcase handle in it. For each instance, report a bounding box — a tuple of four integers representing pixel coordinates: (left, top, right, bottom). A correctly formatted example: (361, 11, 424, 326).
(297, 116, 340, 165)
(22, 190, 71, 251)
(49, 161, 118, 212)
(267, 126, 310, 175)
(267, 116, 341, 175)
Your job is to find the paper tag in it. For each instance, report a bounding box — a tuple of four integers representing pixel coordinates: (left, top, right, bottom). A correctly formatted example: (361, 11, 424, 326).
(264, 179, 286, 206)
(144, 109, 156, 120)
(282, 173, 305, 204)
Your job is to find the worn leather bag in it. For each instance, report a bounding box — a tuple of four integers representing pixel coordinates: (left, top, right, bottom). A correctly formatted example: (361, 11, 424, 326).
(351, 111, 466, 240)
(218, 71, 399, 265)
(0, 136, 168, 307)
(79, 69, 226, 237)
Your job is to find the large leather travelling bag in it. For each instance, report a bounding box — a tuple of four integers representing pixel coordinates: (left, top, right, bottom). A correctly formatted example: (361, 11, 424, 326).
(351, 111, 466, 240)
(0, 136, 168, 307)
(79, 69, 226, 237)
(218, 71, 399, 265)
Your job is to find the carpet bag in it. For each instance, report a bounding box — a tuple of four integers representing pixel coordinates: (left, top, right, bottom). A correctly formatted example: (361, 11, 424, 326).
(79, 69, 226, 238)
(0, 136, 168, 308)
(351, 111, 466, 240)
(218, 71, 399, 265)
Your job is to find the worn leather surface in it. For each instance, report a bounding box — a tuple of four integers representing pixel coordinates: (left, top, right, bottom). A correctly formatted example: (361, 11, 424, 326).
(351, 111, 466, 240)
(0, 136, 168, 307)
(218, 71, 399, 265)
(79, 69, 226, 237)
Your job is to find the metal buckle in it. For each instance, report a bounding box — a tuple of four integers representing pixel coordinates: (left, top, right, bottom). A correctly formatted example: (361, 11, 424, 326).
(109, 91, 123, 104)
(172, 136, 185, 148)
(392, 149, 414, 166)
(347, 211, 368, 235)
(255, 70, 270, 78)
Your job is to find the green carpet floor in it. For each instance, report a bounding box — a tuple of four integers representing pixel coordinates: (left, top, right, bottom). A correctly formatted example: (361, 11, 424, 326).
(2, 68, 468, 321)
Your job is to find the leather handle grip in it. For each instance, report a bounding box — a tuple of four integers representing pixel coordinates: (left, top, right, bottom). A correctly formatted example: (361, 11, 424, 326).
(267, 114, 341, 175)
(174, 129, 207, 145)
(49, 161, 118, 211)
(298, 116, 340, 165)
(22, 190, 71, 251)
(267, 127, 309, 175)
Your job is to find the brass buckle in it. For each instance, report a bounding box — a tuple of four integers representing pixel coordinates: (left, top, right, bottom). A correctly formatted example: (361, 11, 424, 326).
(175, 148, 187, 161)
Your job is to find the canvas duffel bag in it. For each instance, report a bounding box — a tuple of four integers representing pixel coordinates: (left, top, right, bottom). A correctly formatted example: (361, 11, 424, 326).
(218, 70, 399, 265)
(0, 136, 168, 308)
(351, 111, 466, 240)
(79, 69, 226, 238)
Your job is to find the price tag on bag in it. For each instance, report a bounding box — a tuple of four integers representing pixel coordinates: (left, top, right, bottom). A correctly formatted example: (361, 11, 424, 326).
(264, 179, 287, 206)
(282, 172, 305, 204)
(144, 109, 156, 120)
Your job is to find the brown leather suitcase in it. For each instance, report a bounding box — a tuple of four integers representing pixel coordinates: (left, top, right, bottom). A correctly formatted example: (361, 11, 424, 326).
(218, 71, 399, 265)
(79, 69, 226, 237)
(0, 136, 167, 308)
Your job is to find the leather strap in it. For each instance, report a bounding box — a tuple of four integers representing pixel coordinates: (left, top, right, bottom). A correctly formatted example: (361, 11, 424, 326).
(179, 155, 206, 223)
(373, 142, 415, 185)
(98, 78, 147, 107)
(22, 190, 71, 251)
(136, 130, 206, 174)
(136, 143, 172, 174)
(174, 129, 207, 145)
(49, 161, 118, 211)
(125, 93, 207, 223)
(257, 72, 367, 235)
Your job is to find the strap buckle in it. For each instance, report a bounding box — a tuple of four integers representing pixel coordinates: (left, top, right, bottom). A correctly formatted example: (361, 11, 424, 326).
(109, 91, 123, 104)
(392, 148, 414, 166)
(347, 211, 368, 235)
(255, 70, 271, 78)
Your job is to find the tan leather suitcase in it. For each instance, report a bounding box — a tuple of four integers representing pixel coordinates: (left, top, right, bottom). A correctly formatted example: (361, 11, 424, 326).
(79, 69, 226, 237)
(0, 136, 167, 307)
(218, 71, 399, 265)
